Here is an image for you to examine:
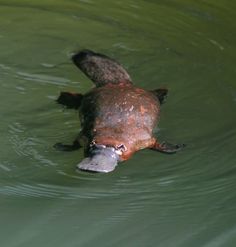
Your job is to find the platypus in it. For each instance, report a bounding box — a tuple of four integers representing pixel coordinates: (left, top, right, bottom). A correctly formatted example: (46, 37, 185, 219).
(54, 50, 184, 173)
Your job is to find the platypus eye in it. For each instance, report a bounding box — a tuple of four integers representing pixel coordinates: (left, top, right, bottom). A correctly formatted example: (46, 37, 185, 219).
(90, 140, 96, 147)
(116, 144, 127, 152)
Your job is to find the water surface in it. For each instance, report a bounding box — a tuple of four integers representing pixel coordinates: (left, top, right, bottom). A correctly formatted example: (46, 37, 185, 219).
(0, 1, 236, 246)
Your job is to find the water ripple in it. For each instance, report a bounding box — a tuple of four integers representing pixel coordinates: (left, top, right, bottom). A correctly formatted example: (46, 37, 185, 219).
(16, 71, 70, 86)
(0, 62, 73, 86)
(8, 122, 57, 166)
(0, 163, 12, 172)
(0, 182, 121, 199)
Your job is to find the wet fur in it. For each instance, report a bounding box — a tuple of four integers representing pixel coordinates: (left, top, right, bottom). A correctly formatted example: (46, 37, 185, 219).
(72, 50, 132, 87)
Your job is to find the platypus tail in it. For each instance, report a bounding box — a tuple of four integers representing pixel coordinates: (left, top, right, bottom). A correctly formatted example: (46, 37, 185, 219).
(72, 49, 132, 87)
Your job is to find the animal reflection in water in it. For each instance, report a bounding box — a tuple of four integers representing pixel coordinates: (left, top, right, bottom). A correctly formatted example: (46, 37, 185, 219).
(54, 50, 184, 173)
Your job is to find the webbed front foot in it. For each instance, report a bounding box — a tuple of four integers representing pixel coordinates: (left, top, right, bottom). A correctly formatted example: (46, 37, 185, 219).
(56, 92, 83, 109)
(150, 140, 185, 154)
(150, 88, 168, 105)
(54, 140, 81, 151)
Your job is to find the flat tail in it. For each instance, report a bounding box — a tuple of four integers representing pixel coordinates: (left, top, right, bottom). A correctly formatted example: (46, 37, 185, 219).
(72, 49, 132, 87)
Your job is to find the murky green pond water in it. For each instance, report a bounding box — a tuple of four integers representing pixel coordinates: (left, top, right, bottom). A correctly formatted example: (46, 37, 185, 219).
(1, 1, 236, 246)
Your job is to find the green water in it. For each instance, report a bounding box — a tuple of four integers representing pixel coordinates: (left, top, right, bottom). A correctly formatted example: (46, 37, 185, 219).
(1, 0, 236, 246)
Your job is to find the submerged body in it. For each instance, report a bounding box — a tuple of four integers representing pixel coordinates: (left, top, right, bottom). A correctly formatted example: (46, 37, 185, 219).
(55, 49, 184, 173)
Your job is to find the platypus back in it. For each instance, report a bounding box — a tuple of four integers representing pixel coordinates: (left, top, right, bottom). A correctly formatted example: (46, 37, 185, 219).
(72, 49, 132, 87)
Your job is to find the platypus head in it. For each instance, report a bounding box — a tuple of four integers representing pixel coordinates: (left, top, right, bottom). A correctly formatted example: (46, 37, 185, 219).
(77, 144, 120, 173)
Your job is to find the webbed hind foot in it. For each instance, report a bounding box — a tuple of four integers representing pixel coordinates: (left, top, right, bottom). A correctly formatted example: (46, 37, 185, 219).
(150, 140, 185, 154)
